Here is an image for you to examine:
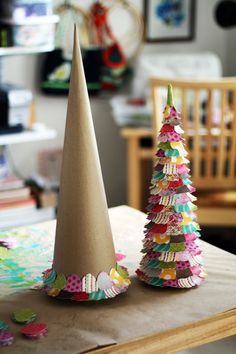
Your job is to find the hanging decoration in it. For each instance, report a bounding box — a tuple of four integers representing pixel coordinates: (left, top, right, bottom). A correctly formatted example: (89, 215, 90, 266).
(40, 0, 144, 95)
(40, 1, 89, 95)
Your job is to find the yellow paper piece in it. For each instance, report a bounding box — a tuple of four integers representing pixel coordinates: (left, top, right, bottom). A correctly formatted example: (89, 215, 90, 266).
(170, 156, 185, 164)
(157, 180, 170, 188)
(153, 234, 170, 244)
(181, 214, 192, 225)
(164, 105, 171, 118)
(160, 269, 176, 280)
(0, 247, 8, 259)
(170, 141, 185, 150)
(110, 269, 131, 288)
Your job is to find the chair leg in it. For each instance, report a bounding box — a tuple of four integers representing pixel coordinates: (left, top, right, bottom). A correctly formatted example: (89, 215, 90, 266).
(127, 137, 142, 210)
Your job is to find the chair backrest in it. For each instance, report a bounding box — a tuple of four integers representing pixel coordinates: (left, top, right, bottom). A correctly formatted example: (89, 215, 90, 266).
(151, 77, 236, 190)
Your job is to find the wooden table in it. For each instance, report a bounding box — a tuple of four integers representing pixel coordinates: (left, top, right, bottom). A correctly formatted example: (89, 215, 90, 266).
(1, 206, 236, 354)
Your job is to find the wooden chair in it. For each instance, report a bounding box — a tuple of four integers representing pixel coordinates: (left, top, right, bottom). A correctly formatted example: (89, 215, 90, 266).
(121, 77, 236, 226)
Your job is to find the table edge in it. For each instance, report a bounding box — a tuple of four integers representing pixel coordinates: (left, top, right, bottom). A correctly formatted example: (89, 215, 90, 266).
(89, 308, 236, 354)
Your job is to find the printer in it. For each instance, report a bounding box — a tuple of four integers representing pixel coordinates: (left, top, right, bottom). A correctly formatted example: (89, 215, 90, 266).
(0, 83, 32, 134)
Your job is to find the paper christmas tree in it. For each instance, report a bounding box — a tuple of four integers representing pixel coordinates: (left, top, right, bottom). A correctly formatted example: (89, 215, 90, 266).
(136, 85, 205, 288)
(42, 27, 130, 301)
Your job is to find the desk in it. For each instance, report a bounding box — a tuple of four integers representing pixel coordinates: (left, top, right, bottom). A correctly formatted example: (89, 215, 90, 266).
(1, 206, 236, 353)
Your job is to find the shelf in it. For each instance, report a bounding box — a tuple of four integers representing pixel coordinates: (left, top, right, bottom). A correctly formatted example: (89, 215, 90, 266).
(0, 44, 55, 56)
(0, 15, 59, 26)
(0, 128, 57, 146)
(0, 207, 55, 229)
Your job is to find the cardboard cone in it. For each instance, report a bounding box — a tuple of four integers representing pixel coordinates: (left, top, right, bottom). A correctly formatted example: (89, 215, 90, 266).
(42, 27, 130, 301)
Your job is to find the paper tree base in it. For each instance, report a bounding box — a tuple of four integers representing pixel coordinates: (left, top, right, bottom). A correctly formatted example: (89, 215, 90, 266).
(136, 266, 205, 289)
(42, 264, 130, 301)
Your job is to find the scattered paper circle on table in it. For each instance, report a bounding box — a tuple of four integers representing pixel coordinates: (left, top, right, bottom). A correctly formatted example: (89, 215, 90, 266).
(12, 308, 36, 324)
(21, 323, 48, 339)
(0, 320, 9, 330)
(0, 330, 14, 346)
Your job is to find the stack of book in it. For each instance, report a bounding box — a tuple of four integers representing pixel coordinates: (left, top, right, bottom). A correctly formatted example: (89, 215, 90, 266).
(0, 175, 55, 228)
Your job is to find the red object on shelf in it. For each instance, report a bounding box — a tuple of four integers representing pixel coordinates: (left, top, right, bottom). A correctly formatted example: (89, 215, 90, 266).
(90, 2, 117, 47)
(127, 98, 146, 106)
(103, 42, 126, 69)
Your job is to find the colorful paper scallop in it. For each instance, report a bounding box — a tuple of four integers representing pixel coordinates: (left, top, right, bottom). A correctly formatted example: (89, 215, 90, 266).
(12, 308, 36, 324)
(104, 286, 121, 298)
(43, 265, 130, 301)
(0, 330, 14, 346)
(21, 323, 48, 339)
(52, 273, 67, 290)
(165, 149, 180, 157)
(43, 268, 56, 286)
(81, 274, 98, 293)
(97, 271, 113, 290)
(0, 321, 9, 331)
(64, 274, 81, 292)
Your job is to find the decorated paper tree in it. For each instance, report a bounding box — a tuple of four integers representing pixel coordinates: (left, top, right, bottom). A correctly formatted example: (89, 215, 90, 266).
(136, 85, 206, 288)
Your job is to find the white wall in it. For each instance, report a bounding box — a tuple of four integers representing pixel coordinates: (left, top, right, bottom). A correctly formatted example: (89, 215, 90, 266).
(3, 0, 235, 207)
(226, 27, 236, 76)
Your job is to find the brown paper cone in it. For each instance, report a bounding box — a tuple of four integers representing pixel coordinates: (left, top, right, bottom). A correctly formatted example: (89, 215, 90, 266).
(53, 27, 116, 277)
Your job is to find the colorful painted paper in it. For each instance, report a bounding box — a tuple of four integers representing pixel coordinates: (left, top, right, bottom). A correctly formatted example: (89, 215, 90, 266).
(0, 222, 132, 300)
(0, 226, 54, 297)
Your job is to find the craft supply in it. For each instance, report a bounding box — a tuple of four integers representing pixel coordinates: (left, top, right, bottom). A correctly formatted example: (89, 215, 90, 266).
(0, 330, 14, 346)
(42, 27, 130, 301)
(12, 308, 36, 324)
(21, 323, 48, 339)
(0, 1, 53, 20)
(0, 320, 9, 331)
(43, 266, 130, 301)
(136, 85, 206, 288)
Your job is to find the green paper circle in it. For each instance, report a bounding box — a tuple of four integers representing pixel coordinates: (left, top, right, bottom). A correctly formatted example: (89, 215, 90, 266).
(12, 308, 36, 324)
(52, 273, 67, 290)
